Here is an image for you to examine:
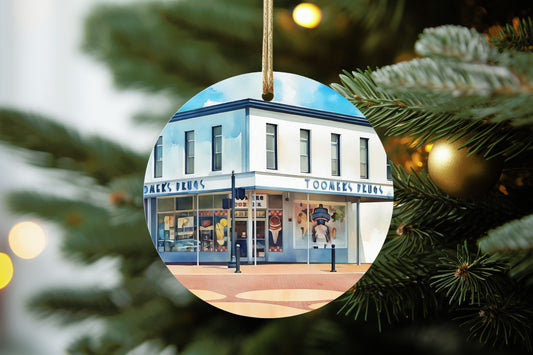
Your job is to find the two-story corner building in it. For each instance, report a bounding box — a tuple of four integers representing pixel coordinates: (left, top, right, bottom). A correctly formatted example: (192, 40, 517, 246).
(144, 97, 393, 265)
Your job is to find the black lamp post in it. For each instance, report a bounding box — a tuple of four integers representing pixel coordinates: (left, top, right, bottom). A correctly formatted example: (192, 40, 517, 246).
(228, 171, 237, 268)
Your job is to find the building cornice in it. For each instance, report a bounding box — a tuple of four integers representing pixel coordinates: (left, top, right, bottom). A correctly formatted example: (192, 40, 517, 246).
(170, 98, 371, 127)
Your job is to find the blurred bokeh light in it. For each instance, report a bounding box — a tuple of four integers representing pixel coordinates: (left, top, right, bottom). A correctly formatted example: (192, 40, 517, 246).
(292, 3, 322, 28)
(0, 253, 14, 289)
(8, 221, 47, 259)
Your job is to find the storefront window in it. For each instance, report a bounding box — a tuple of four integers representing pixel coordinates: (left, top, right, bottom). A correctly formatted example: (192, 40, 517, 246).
(157, 211, 197, 252)
(157, 194, 229, 253)
(176, 196, 194, 210)
(157, 197, 174, 212)
(199, 195, 214, 209)
(214, 194, 226, 209)
(293, 200, 346, 249)
(199, 210, 228, 252)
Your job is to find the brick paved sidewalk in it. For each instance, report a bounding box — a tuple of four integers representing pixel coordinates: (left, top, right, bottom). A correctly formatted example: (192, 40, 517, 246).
(167, 263, 370, 318)
(167, 263, 371, 275)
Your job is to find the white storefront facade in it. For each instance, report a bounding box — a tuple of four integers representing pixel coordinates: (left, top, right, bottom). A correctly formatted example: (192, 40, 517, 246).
(144, 98, 393, 264)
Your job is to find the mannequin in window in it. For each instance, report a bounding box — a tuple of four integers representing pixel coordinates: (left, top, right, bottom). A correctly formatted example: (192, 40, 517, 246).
(311, 204, 331, 248)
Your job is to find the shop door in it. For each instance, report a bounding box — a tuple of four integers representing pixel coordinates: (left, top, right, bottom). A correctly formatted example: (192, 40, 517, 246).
(235, 220, 248, 259)
(253, 219, 266, 262)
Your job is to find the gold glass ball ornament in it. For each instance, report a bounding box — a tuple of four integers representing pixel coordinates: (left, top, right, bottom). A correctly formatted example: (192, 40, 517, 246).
(427, 138, 504, 199)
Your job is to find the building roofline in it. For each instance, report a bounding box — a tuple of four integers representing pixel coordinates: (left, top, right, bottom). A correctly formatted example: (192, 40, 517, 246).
(170, 98, 371, 127)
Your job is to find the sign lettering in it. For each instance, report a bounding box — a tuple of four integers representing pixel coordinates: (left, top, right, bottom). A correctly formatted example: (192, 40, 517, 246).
(305, 178, 384, 195)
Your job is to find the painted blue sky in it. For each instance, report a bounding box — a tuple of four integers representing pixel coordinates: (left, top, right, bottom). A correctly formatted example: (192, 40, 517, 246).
(177, 72, 364, 117)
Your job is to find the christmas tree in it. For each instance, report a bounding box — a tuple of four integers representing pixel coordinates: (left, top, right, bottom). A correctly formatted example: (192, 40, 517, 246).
(1, 1, 532, 353)
(332, 18, 533, 351)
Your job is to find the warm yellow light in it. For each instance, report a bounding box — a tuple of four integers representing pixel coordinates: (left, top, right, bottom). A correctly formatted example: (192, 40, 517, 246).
(425, 143, 434, 153)
(0, 253, 14, 289)
(292, 3, 322, 28)
(431, 144, 453, 165)
(8, 221, 47, 259)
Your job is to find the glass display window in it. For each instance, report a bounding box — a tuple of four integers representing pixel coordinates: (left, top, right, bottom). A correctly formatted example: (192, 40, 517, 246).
(293, 200, 346, 249)
(157, 198, 175, 212)
(198, 209, 228, 252)
(199, 211, 214, 252)
(157, 211, 197, 252)
(176, 196, 195, 210)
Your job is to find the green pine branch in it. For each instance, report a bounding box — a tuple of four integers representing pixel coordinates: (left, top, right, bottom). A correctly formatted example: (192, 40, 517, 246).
(325, 0, 406, 31)
(430, 242, 508, 306)
(7, 191, 154, 267)
(490, 17, 533, 52)
(382, 215, 443, 256)
(107, 175, 145, 209)
(332, 24, 533, 160)
(66, 336, 121, 355)
(333, 70, 533, 160)
(7, 191, 109, 229)
(479, 214, 533, 253)
(339, 251, 439, 330)
(456, 290, 533, 351)
(390, 165, 512, 241)
(414, 25, 498, 63)
(0, 109, 146, 185)
(479, 215, 533, 285)
(27, 288, 120, 324)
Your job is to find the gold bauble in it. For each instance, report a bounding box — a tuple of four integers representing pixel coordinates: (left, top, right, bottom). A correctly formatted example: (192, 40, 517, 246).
(427, 138, 503, 199)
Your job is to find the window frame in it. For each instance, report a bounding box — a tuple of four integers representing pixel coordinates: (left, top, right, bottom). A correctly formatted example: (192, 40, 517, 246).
(212, 125, 222, 171)
(360, 137, 369, 179)
(266, 123, 278, 170)
(300, 129, 310, 173)
(185, 130, 195, 174)
(331, 133, 340, 176)
(154, 136, 163, 178)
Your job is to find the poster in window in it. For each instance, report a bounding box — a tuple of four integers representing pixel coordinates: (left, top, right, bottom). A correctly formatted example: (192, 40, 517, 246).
(293, 201, 346, 249)
(214, 214, 228, 251)
(268, 210, 283, 252)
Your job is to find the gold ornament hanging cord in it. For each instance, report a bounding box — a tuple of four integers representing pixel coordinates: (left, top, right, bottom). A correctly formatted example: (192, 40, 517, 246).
(262, 0, 274, 101)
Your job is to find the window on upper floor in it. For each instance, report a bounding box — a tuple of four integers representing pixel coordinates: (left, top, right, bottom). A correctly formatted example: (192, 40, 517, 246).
(185, 130, 195, 174)
(266, 123, 277, 170)
(331, 133, 340, 176)
(360, 138, 369, 179)
(300, 129, 310, 173)
(154, 136, 163, 178)
(212, 125, 222, 171)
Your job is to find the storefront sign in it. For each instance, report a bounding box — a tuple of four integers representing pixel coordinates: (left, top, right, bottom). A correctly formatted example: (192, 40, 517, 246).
(144, 174, 393, 200)
(235, 194, 268, 209)
(144, 179, 206, 196)
(304, 178, 385, 196)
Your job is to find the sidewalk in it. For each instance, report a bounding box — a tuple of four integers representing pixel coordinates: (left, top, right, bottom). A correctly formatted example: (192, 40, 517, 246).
(167, 262, 370, 275)
(167, 263, 370, 318)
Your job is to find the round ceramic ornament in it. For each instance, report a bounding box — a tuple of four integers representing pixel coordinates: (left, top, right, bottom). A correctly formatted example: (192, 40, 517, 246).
(143, 72, 393, 318)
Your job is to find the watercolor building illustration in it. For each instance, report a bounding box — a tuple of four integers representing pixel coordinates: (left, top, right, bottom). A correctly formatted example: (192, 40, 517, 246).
(143, 73, 393, 265)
